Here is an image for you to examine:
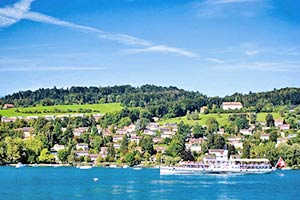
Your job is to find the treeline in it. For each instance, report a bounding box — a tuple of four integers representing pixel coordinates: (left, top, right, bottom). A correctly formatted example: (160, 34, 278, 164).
(1, 85, 300, 119)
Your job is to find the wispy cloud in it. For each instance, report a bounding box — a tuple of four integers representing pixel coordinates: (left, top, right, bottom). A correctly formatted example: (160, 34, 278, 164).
(195, 0, 269, 18)
(204, 0, 262, 5)
(121, 45, 198, 57)
(0, 0, 196, 57)
(0, 66, 106, 72)
(206, 57, 225, 63)
(211, 61, 300, 72)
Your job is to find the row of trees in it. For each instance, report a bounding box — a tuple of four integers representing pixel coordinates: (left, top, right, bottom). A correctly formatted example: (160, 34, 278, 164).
(2, 85, 300, 119)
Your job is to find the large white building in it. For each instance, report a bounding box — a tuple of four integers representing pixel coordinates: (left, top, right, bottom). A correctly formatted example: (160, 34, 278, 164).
(222, 102, 243, 110)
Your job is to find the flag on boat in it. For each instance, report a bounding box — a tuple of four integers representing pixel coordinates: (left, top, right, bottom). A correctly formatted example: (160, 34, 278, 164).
(276, 157, 286, 168)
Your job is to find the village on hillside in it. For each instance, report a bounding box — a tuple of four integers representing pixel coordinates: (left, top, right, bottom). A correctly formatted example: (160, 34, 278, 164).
(0, 101, 300, 168)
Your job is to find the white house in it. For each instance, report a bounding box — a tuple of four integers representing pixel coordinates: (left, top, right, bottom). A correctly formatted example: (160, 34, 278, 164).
(280, 124, 290, 130)
(240, 129, 252, 136)
(222, 102, 243, 110)
(274, 119, 284, 127)
(260, 134, 270, 141)
(76, 143, 89, 151)
(51, 144, 66, 152)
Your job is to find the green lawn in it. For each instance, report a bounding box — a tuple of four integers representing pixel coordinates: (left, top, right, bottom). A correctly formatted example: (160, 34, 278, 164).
(0, 103, 123, 117)
(160, 113, 232, 126)
(160, 112, 282, 126)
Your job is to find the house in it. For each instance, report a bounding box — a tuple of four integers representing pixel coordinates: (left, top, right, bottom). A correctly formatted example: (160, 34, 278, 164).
(116, 129, 127, 135)
(280, 124, 290, 130)
(208, 149, 228, 159)
(229, 140, 243, 149)
(152, 117, 159, 122)
(276, 137, 288, 147)
(45, 115, 55, 120)
(146, 123, 159, 131)
(15, 127, 35, 139)
(89, 154, 101, 162)
(143, 129, 156, 136)
(73, 127, 88, 137)
(200, 106, 208, 114)
(222, 102, 243, 110)
(161, 131, 176, 139)
(3, 104, 14, 109)
(130, 136, 142, 144)
(288, 134, 297, 139)
(274, 119, 284, 127)
(217, 128, 225, 135)
(123, 124, 136, 133)
(113, 135, 124, 143)
(155, 146, 167, 153)
(227, 136, 243, 142)
(92, 114, 103, 122)
(164, 123, 178, 131)
(51, 144, 66, 152)
(1, 117, 17, 123)
(100, 147, 108, 158)
(240, 129, 252, 136)
(190, 144, 202, 152)
(75, 151, 89, 158)
(76, 143, 89, 151)
(260, 134, 270, 141)
(152, 137, 163, 144)
(102, 128, 112, 136)
(113, 144, 121, 149)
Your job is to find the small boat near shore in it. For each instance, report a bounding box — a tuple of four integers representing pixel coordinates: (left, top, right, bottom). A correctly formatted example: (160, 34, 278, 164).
(79, 166, 92, 170)
(15, 162, 26, 168)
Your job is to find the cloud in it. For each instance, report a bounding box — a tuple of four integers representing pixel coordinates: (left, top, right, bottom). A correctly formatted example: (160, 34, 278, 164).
(195, 0, 269, 18)
(206, 57, 225, 63)
(245, 50, 259, 56)
(0, 0, 196, 57)
(204, 0, 262, 5)
(0, 66, 106, 72)
(210, 61, 300, 72)
(122, 45, 198, 57)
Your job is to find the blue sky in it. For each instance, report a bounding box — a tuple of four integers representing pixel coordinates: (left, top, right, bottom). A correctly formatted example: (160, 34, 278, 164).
(0, 0, 299, 97)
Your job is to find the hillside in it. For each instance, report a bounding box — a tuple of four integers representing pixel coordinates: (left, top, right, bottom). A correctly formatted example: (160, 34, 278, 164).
(1, 85, 300, 120)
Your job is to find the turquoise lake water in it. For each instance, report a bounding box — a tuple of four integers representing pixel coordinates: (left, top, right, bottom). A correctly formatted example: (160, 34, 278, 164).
(0, 167, 299, 200)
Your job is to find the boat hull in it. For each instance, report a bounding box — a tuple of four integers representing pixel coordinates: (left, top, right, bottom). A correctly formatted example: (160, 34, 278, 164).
(160, 167, 274, 175)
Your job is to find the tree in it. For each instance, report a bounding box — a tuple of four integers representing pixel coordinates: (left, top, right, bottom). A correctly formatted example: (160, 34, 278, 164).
(140, 136, 154, 155)
(57, 149, 69, 163)
(192, 123, 205, 138)
(106, 143, 115, 162)
(38, 148, 55, 163)
(24, 137, 43, 163)
(266, 114, 274, 127)
(269, 131, 279, 142)
(166, 122, 189, 158)
(286, 144, 300, 167)
(5, 137, 24, 164)
(120, 135, 129, 154)
(242, 140, 251, 158)
(205, 117, 219, 133)
(59, 126, 73, 145)
(124, 151, 136, 166)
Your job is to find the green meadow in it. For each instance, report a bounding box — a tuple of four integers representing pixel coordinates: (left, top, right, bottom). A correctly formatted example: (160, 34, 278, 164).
(159, 112, 282, 126)
(0, 103, 123, 117)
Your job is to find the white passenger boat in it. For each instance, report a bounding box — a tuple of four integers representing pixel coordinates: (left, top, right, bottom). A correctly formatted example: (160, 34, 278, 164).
(160, 150, 275, 175)
(160, 159, 275, 175)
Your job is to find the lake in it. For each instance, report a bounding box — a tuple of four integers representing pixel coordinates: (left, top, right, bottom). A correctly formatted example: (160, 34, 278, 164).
(0, 167, 299, 200)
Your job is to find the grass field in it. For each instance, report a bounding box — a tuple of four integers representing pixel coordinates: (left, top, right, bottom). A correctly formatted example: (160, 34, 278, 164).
(159, 112, 282, 126)
(0, 103, 123, 117)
